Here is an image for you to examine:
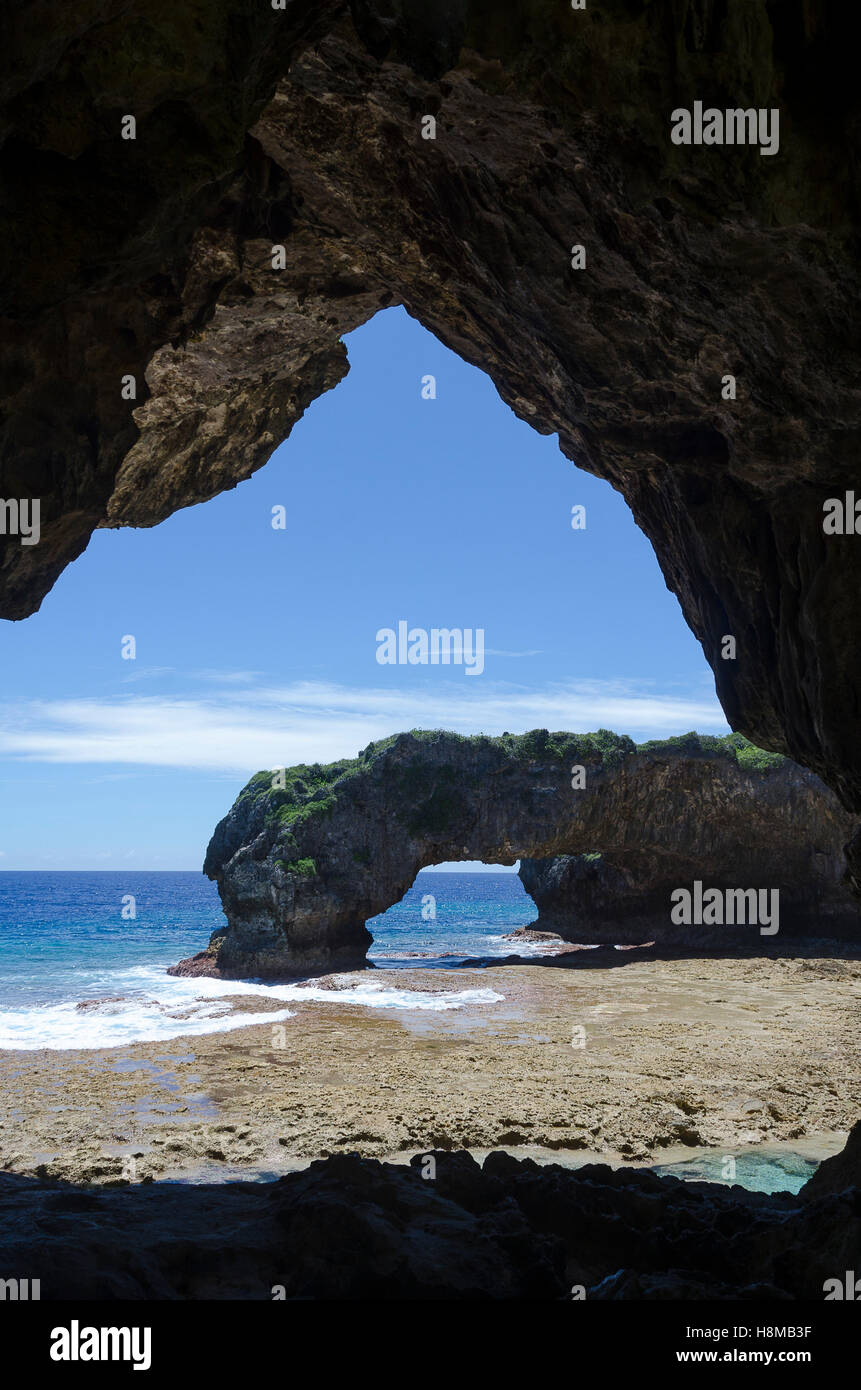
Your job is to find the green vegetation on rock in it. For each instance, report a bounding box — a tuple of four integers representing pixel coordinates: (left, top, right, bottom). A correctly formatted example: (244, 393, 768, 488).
(283, 858, 317, 877)
(235, 727, 785, 862)
(636, 730, 785, 772)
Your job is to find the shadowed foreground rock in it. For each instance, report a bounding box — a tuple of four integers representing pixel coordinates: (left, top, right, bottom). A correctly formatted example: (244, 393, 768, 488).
(1, 1129, 859, 1299)
(799, 1122, 861, 1202)
(175, 729, 859, 978)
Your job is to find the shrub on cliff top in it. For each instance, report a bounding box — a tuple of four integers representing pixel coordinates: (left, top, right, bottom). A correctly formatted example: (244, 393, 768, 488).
(248, 727, 783, 845)
(636, 730, 784, 771)
(504, 728, 637, 766)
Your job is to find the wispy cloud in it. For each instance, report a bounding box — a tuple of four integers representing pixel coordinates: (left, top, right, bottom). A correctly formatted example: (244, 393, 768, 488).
(117, 666, 266, 687)
(118, 665, 175, 685)
(0, 679, 728, 774)
(192, 669, 265, 685)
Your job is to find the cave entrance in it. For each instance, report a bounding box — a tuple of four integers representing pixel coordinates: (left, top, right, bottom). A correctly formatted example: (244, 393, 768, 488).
(0, 306, 724, 875)
(365, 860, 538, 968)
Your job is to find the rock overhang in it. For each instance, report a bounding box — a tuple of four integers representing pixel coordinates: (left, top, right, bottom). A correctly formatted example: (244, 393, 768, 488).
(2, 2, 861, 813)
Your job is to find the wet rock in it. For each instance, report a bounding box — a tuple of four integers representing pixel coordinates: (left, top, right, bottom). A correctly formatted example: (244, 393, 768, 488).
(75, 996, 129, 1012)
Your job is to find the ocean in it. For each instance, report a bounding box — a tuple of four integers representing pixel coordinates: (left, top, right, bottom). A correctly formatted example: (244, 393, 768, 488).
(0, 870, 537, 1050)
(0, 870, 829, 1193)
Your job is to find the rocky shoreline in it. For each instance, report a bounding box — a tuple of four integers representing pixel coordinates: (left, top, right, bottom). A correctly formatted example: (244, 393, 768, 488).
(2, 952, 859, 1185)
(3, 948, 859, 1300)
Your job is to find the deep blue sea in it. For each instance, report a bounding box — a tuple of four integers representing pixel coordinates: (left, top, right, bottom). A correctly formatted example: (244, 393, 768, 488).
(0, 870, 539, 1050)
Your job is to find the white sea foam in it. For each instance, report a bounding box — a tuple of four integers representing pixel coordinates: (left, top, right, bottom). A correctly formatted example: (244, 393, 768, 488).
(0, 966, 504, 1051)
(485, 933, 567, 956)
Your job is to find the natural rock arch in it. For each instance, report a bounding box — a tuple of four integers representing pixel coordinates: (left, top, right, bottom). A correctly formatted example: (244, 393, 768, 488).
(2, 3, 861, 822)
(171, 729, 860, 978)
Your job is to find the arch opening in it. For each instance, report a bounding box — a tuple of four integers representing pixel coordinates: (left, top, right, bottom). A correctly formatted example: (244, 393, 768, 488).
(366, 861, 538, 968)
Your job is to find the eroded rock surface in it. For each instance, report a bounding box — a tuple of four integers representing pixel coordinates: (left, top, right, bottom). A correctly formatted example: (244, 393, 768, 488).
(2, 4, 861, 807)
(178, 729, 859, 978)
(6, 952, 859, 1174)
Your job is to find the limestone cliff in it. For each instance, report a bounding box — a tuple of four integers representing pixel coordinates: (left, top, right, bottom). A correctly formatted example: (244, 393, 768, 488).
(518, 834, 858, 945)
(2, 4, 861, 814)
(178, 728, 859, 978)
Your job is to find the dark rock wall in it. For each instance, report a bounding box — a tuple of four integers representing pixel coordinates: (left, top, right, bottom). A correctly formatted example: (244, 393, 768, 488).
(189, 729, 859, 976)
(519, 841, 857, 944)
(0, 1, 350, 614)
(2, 3, 861, 812)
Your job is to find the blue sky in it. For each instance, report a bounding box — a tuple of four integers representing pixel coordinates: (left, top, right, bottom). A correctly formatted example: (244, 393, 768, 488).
(0, 307, 726, 868)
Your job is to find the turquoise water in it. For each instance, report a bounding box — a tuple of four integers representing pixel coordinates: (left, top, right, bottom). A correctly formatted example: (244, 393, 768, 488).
(0, 870, 536, 1048)
(651, 1149, 818, 1195)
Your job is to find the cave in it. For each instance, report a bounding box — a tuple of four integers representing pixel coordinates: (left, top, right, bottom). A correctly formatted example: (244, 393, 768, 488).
(3, 0, 861, 820)
(2, 0, 861, 1328)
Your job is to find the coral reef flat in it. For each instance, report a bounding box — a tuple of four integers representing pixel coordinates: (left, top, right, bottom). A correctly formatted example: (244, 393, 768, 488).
(2, 953, 858, 1184)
